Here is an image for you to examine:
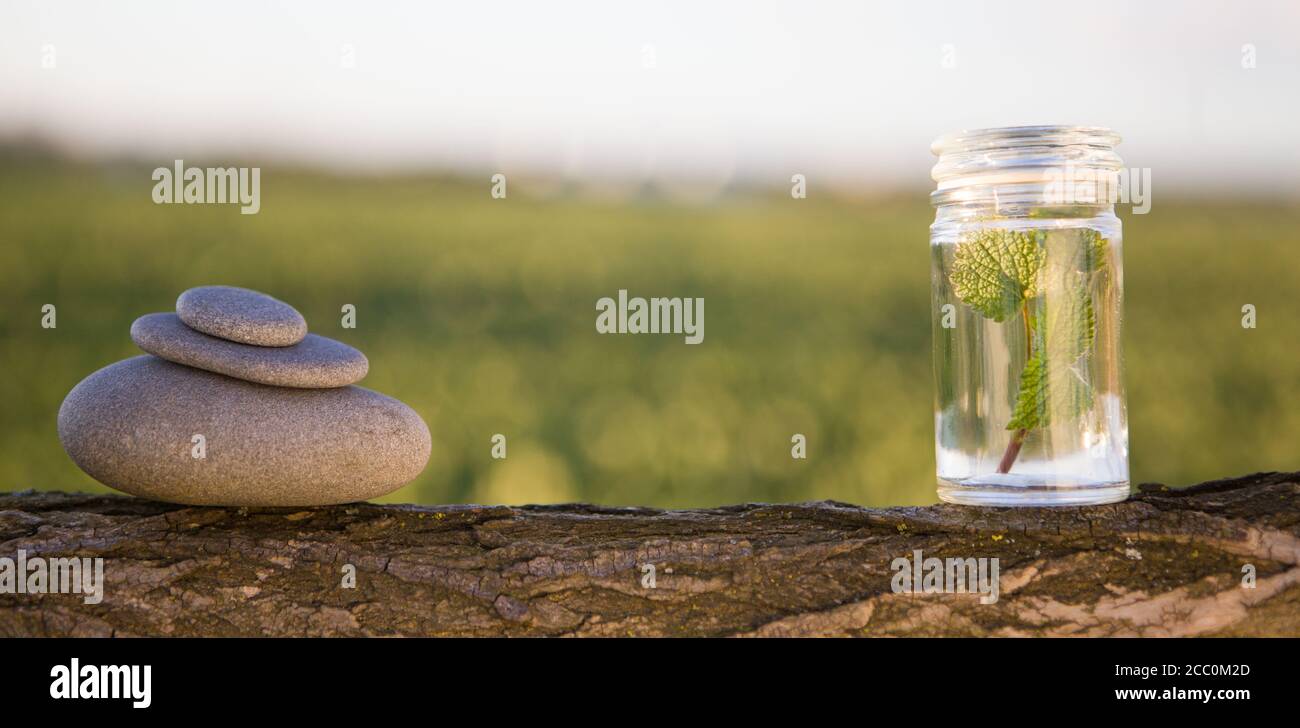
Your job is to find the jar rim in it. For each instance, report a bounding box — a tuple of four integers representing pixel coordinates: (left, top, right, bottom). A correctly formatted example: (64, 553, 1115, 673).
(931, 125, 1121, 157)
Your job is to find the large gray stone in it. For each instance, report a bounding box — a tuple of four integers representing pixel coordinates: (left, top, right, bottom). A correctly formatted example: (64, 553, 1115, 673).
(177, 285, 308, 347)
(131, 312, 367, 388)
(58, 355, 431, 507)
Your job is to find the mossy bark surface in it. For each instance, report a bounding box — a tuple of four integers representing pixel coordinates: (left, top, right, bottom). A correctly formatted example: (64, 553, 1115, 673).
(2, 472, 1297, 636)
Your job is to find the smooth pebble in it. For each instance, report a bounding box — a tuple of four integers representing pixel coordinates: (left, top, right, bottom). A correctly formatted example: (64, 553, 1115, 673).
(177, 285, 308, 347)
(131, 312, 368, 389)
(58, 356, 430, 507)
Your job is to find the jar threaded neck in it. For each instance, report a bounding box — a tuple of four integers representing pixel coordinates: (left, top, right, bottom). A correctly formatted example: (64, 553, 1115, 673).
(930, 125, 1123, 210)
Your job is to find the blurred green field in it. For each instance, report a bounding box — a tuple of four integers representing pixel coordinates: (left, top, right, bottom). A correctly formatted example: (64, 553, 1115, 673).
(1, 154, 1297, 507)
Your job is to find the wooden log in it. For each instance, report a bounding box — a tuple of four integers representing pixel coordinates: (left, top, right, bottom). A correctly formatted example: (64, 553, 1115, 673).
(1, 471, 1297, 636)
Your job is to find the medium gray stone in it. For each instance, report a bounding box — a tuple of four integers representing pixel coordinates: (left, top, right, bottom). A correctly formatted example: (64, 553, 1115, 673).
(177, 285, 308, 347)
(131, 312, 368, 388)
(58, 355, 431, 507)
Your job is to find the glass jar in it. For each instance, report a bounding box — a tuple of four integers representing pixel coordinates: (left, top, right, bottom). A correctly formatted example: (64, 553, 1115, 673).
(929, 126, 1129, 506)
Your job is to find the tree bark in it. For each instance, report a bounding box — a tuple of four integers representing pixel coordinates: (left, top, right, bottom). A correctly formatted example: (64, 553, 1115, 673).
(2, 471, 1298, 637)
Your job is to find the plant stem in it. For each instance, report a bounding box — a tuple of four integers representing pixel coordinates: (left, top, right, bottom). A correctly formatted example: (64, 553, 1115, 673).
(997, 303, 1034, 474)
(997, 428, 1027, 474)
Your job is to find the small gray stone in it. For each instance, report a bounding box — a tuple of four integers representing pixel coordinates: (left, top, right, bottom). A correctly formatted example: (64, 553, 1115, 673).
(177, 285, 308, 347)
(58, 356, 431, 507)
(131, 312, 367, 388)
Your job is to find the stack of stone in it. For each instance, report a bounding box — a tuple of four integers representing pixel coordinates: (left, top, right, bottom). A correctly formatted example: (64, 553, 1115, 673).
(58, 286, 430, 507)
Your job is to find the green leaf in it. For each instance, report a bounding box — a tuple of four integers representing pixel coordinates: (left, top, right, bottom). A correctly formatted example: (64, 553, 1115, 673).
(1082, 229, 1108, 272)
(1006, 351, 1048, 430)
(948, 229, 1046, 322)
(949, 226, 1108, 433)
(1041, 275, 1097, 361)
(1007, 283, 1097, 431)
(1043, 227, 1109, 279)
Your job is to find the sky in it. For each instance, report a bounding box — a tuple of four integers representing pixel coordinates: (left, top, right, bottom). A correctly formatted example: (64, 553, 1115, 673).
(3, 0, 1299, 194)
